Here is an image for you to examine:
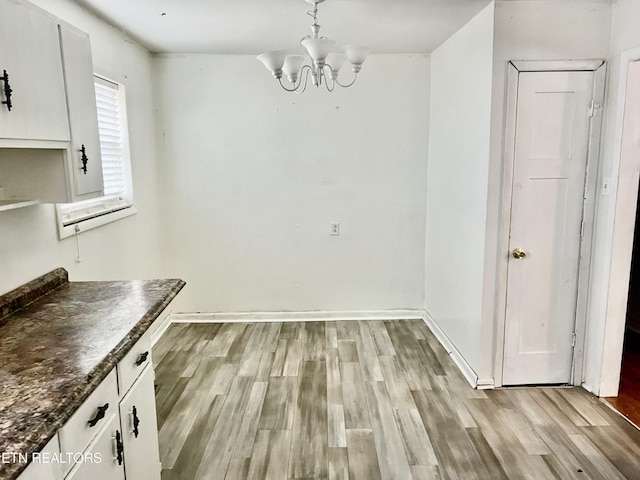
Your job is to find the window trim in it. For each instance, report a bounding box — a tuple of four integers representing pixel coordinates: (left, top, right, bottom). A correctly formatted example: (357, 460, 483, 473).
(56, 74, 135, 240)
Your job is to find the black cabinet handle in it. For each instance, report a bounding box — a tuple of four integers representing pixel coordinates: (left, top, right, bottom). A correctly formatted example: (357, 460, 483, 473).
(115, 430, 124, 466)
(135, 351, 149, 367)
(132, 405, 140, 438)
(80, 144, 88, 174)
(88, 403, 109, 427)
(1, 70, 12, 111)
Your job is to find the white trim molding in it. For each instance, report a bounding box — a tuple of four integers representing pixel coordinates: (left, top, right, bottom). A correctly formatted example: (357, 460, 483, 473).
(422, 311, 480, 389)
(170, 309, 424, 323)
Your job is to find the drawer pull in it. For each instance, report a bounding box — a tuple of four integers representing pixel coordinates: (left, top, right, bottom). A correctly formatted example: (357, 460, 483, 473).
(1, 70, 12, 111)
(132, 405, 140, 438)
(88, 403, 109, 427)
(135, 351, 149, 366)
(80, 144, 88, 174)
(114, 430, 124, 466)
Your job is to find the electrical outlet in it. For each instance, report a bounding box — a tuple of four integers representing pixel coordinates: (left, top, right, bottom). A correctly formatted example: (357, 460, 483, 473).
(330, 222, 340, 236)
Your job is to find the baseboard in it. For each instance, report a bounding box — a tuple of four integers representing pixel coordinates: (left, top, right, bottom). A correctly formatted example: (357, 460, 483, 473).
(422, 311, 480, 389)
(169, 309, 424, 323)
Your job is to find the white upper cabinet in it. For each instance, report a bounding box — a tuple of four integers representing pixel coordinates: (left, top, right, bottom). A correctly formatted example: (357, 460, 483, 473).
(0, 0, 69, 143)
(59, 25, 104, 198)
(0, 0, 105, 206)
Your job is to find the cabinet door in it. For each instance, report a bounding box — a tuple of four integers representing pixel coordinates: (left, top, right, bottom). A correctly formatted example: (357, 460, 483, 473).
(17, 435, 61, 480)
(119, 365, 161, 480)
(65, 414, 126, 480)
(0, 0, 69, 141)
(59, 26, 104, 198)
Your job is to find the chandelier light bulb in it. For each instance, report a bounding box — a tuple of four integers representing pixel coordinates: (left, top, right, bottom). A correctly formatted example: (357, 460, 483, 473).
(283, 55, 306, 83)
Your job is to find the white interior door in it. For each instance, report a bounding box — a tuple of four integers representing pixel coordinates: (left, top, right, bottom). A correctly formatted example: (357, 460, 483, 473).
(503, 71, 594, 385)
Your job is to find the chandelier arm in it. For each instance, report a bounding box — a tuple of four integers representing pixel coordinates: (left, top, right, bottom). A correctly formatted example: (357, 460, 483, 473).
(278, 66, 312, 94)
(321, 65, 336, 92)
(278, 78, 300, 92)
(335, 72, 358, 88)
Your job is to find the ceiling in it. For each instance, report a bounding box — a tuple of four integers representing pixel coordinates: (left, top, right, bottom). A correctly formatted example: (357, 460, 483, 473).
(73, 0, 493, 54)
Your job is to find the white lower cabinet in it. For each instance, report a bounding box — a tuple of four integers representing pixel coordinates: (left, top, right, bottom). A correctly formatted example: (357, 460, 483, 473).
(119, 365, 162, 479)
(65, 414, 125, 480)
(17, 436, 61, 480)
(18, 334, 162, 480)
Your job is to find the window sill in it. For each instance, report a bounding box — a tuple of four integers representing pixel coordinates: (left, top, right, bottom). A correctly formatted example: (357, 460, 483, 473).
(57, 204, 137, 240)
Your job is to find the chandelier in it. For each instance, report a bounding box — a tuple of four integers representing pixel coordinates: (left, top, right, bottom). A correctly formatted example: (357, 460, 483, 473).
(257, 0, 369, 94)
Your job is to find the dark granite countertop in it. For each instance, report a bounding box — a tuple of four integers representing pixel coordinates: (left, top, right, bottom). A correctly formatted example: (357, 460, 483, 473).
(0, 269, 185, 479)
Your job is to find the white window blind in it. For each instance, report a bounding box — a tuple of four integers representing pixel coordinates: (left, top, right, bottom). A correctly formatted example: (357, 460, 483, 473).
(57, 76, 134, 233)
(95, 77, 126, 196)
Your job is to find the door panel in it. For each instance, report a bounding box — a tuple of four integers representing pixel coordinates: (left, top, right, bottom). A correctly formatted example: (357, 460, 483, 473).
(503, 71, 594, 385)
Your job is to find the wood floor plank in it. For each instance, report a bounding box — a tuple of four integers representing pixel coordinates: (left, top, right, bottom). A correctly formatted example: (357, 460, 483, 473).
(258, 376, 298, 430)
(282, 339, 301, 377)
(346, 429, 382, 480)
(410, 465, 443, 480)
(289, 360, 329, 479)
(379, 355, 416, 410)
(328, 404, 347, 448)
(302, 321, 327, 361)
(413, 390, 488, 479)
(225, 458, 250, 480)
(354, 321, 384, 381)
(232, 381, 268, 458)
(581, 425, 640, 478)
(535, 425, 605, 480)
(328, 447, 349, 480)
(166, 394, 226, 480)
(326, 347, 343, 405)
(393, 408, 438, 467)
(557, 388, 611, 426)
(202, 323, 241, 357)
(246, 429, 292, 480)
(270, 338, 287, 377)
(465, 397, 556, 479)
(369, 321, 397, 356)
(158, 357, 225, 469)
(364, 381, 413, 479)
(341, 362, 372, 429)
(326, 322, 339, 349)
(337, 340, 358, 363)
(568, 433, 626, 479)
(156, 377, 189, 430)
(194, 376, 255, 479)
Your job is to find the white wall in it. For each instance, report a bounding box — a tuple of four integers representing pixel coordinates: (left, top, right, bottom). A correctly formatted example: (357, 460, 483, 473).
(0, 0, 162, 295)
(152, 54, 430, 313)
(483, 0, 611, 383)
(424, 2, 495, 374)
(583, 0, 640, 396)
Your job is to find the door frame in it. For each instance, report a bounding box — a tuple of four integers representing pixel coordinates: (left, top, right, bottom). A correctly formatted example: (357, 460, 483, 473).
(493, 60, 607, 387)
(598, 49, 640, 397)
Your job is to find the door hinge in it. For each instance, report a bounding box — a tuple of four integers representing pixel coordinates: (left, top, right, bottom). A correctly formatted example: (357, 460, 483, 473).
(580, 220, 584, 237)
(588, 100, 602, 118)
(571, 332, 576, 348)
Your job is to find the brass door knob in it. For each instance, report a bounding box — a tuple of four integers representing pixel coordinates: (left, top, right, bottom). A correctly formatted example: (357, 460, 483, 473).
(512, 248, 527, 259)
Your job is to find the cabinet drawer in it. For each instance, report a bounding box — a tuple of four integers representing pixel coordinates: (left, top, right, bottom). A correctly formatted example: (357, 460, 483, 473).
(58, 369, 118, 475)
(117, 330, 153, 396)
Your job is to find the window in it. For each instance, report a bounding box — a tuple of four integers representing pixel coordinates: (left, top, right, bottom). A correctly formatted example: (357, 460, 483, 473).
(56, 75, 135, 239)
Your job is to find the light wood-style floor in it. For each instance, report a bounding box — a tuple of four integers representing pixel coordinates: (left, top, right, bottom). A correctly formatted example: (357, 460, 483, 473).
(153, 320, 640, 479)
